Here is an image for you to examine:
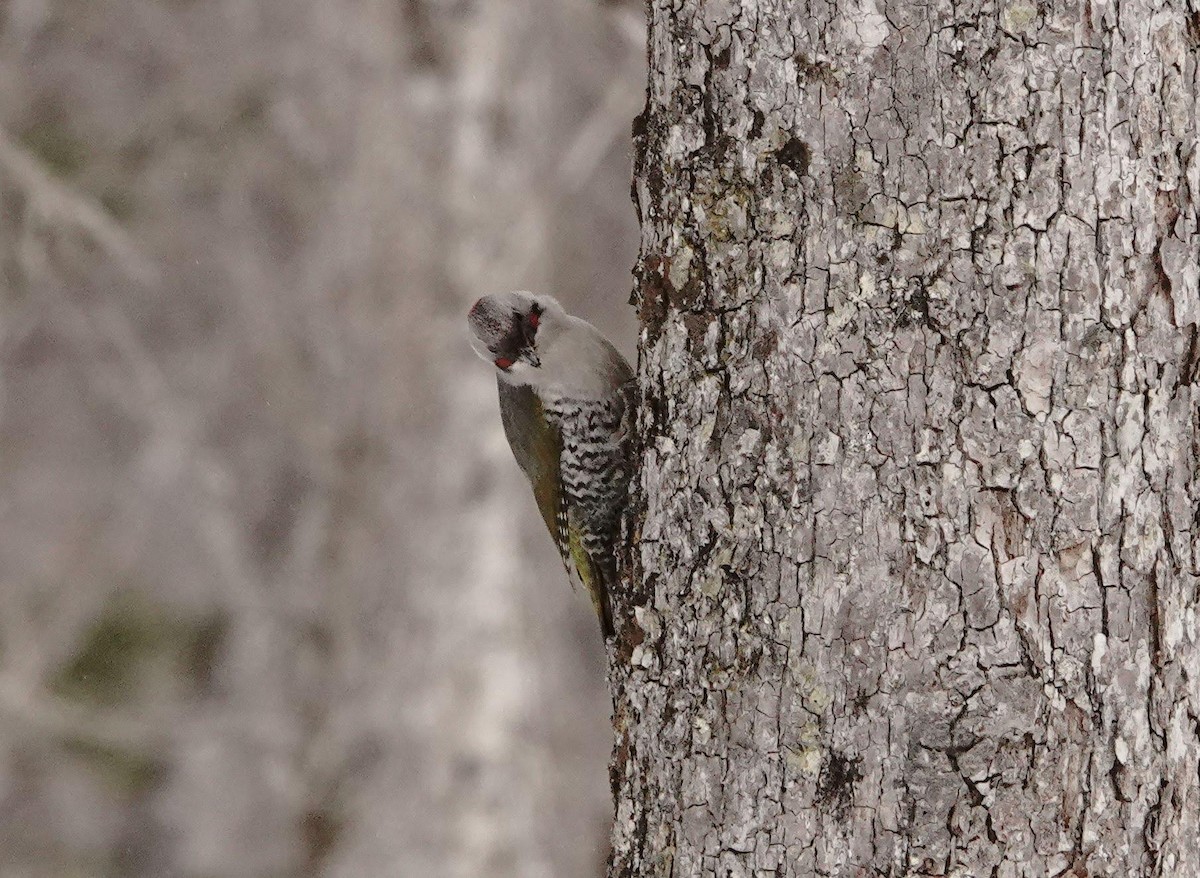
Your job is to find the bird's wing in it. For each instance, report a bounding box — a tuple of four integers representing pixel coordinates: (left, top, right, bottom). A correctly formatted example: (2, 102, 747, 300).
(497, 380, 568, 559)
(566, 506, 615, 637)
(497, 380, 614, 637)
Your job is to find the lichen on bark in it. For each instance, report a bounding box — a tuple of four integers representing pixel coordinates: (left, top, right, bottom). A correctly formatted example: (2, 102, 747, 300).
(611, 1, 1200, 875)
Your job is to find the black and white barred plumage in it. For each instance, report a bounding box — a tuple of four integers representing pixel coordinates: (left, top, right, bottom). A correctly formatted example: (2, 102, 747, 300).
(468, 291, 633, 639)
(543, 391, 628, 562)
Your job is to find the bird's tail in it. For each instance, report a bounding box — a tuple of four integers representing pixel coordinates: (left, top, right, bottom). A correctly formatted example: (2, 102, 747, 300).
(596, 563, 615, 639)
(579, 551, 616, 640)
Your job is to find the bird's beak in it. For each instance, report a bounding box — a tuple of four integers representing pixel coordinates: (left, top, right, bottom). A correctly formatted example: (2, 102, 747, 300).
(522, 351, 541, 368)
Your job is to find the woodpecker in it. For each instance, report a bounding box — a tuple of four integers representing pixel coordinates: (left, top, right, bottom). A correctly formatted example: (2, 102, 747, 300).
(467, 291, 634, 638)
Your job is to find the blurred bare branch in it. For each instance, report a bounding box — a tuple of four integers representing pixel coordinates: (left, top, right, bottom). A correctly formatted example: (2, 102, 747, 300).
(0, 131, 158, 286)
(0, 675, 170, 754)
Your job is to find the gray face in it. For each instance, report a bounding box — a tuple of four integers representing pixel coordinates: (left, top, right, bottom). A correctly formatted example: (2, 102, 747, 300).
(467, 294, 543, 373)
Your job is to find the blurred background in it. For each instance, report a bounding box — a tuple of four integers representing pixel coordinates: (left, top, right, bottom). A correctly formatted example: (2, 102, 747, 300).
(0, 1, 643, 875)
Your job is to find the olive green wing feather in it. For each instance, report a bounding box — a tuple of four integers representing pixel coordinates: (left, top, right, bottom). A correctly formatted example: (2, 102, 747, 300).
(498, 381, 563, 547)
(497, 381, 613, 636)
(565, 506, 615, 637)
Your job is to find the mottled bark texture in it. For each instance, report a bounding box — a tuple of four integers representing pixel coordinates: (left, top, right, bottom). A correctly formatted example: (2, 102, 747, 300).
(611, 1, 1199, 875)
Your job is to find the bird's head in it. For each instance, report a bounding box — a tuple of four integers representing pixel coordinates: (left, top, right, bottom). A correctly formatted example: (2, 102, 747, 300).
(467, 291, 567, 384)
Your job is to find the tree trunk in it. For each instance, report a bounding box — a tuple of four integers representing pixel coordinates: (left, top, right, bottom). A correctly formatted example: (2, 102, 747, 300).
(611, 1, 1199, 875)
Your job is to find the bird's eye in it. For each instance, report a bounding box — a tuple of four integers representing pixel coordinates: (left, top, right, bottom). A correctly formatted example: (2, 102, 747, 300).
(528, 311, 539, 329)
(494, 357, 513, 370)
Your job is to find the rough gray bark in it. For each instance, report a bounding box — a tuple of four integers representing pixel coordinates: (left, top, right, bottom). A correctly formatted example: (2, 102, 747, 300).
(612, 1, 1199, 876)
